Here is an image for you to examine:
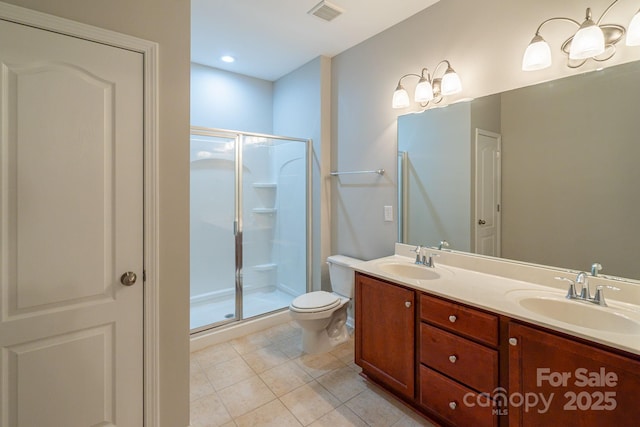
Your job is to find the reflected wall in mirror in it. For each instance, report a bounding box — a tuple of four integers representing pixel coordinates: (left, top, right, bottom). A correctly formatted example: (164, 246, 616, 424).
(398, 60, 640, 281)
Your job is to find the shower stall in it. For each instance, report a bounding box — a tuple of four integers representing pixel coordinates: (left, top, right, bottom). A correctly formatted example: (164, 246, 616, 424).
(190, 127, 311, 332)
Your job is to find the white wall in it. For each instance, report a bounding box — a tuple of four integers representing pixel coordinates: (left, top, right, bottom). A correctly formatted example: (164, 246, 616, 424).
(191, 63, 273, 133)
(331, 0, 640, 261)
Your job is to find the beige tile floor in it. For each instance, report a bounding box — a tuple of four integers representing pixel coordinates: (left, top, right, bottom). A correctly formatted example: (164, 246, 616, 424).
(190, 321, 437, 427)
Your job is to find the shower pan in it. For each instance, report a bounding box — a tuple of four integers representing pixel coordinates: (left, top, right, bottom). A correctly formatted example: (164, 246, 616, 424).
(189, 127, 311, 333)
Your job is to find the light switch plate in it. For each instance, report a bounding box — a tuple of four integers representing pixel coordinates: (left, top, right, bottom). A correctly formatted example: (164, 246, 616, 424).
(384, 205, 393, 222)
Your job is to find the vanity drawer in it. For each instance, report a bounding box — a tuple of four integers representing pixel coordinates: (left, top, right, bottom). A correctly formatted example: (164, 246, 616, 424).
(420, 365, 496, 427)
(420, 323, 498, 392)
(420, 293, 498, 346)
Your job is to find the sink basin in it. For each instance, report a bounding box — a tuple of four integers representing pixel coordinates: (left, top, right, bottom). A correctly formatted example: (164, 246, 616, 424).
(510, 291, 640, 334)
(377, 262, 441, 280)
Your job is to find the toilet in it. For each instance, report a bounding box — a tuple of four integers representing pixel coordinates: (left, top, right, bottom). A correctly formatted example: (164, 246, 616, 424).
(289, 255, 362, 354)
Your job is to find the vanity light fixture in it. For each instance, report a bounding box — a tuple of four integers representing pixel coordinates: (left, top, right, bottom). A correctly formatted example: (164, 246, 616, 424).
(392, 60, 462, 109)
(522, 0, 640, 71)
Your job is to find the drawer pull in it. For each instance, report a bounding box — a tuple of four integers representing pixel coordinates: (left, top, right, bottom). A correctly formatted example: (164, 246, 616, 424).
(405, 301, 412, 308)
(448, 355, 457, 363)
(449, 401, 457, 410)
(448, 315, 457, 323)
(509, 338, 518, 346)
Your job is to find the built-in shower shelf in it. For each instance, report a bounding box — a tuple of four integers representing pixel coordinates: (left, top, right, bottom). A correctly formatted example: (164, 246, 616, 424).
(252, 263, 277, 271)
(252, 207, 277, 214)
(252, 182, 277, 188)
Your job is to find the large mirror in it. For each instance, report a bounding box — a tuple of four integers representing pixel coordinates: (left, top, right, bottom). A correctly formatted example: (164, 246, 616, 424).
(398, 60, 640, 281)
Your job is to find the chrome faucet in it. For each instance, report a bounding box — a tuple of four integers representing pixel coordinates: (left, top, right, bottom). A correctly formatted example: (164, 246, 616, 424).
(424, 253, 439, 268)
(413, 245, 438, 267)
(576, 272, 590, 299)
(555, 271, 618, 307)
(413, 245, 423, 264)
(593, 285, 620, 307)
(591, 262, 603, 277)
(438, 240, 450, 251)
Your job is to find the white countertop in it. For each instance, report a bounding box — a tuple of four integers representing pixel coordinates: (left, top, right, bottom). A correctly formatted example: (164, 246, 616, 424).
(353, 252, 640, 356)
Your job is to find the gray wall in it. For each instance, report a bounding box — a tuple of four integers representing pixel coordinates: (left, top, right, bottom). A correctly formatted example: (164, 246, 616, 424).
(399, 104, 472, 251)
(3, 0, 191, 426)
(500, 63, 640, 278)
(273, 56, 332, 291)
(331, 0, 640, 261)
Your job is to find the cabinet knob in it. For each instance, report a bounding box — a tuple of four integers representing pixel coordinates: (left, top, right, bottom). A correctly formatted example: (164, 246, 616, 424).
(509, 338, 518, 346)
(405, 301, 412, 308)
(449, 401, 457, 410)
(448, 315, 457, 323)
(448, 355, 457, 363)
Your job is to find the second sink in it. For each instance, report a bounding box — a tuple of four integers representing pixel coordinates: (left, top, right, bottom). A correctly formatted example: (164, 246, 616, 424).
(508, 290, 640, 334)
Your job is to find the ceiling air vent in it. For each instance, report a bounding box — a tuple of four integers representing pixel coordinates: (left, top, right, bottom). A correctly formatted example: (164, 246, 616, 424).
(308, 0, 344, 22)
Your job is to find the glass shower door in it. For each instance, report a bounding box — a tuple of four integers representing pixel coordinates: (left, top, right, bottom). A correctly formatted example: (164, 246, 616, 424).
(189, 131, 238, 330)
(190, 127, 311, 333)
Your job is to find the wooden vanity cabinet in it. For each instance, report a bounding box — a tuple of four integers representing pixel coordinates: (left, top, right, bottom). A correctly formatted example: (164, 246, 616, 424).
(419, 294, 499, 427)
(355, 273, 415, 399)
(355, 272, 640, 427)
(508, 322, 640, 426)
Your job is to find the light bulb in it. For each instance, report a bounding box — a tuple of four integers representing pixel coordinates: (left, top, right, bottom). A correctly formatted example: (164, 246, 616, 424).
(414, 78, 434, 103)
(570, 10, 605, 59)
(627, 10, 640, 46)
(392, 84, 410, 109)
(522, 34, 552, 71)
(441, 68, 462, 95)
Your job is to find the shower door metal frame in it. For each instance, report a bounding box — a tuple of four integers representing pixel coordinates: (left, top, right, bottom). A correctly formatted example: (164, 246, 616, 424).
(190, 126, 312, 333)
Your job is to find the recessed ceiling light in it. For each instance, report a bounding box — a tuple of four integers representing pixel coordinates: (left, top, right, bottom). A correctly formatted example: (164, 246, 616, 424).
(221, 55, 235, 63)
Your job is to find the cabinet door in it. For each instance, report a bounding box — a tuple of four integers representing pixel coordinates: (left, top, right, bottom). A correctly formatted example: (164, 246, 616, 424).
(509, 322, 640, 426)
(355, 273, 415, 398)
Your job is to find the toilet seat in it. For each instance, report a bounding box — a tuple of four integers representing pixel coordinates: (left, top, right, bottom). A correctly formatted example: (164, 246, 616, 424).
(290, 291, 340, 313)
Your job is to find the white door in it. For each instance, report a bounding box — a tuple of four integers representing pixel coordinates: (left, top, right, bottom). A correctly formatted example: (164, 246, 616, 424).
(0, 18, 143, 427)
(474, 129, 502, 257)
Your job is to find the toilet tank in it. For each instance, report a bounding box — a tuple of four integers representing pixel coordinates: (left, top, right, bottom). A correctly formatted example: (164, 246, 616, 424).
(327, 255, 363, 298)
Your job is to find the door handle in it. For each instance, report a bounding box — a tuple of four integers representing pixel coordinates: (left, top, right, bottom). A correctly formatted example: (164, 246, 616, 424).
(120, 272, 137, 286)
(478, 219, 486, 225)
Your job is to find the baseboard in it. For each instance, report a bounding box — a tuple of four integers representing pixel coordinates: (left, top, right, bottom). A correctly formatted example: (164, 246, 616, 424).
(190, 309, 292, 352)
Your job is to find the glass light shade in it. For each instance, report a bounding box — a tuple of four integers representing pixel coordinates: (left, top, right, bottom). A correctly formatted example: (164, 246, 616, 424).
(440, 68, 462, 95)
(392, 85, 410, 109)
(627, 10, 640, 46)
(414, 78, 434, 103)
(522, 35, 552, 71)
(570, 19, 605, 59)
